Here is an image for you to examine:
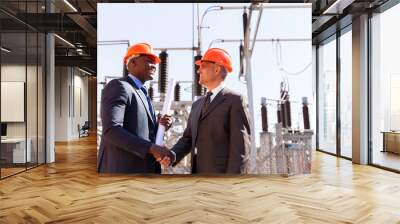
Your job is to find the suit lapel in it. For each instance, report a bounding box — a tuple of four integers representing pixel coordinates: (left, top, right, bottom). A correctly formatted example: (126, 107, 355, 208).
(192, 97, 205, 148)
(191, 89, 227, 148)
(125, 77, 155, 124)
(200, 89, 226, 120)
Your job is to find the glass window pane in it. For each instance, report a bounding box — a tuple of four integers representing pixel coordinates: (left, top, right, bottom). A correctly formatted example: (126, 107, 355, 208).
(318, 37, 337, 154)
(371, 4, 400, 171)
(1, 30, 28, 177)
(340, 29, 352, 158)
(27, 31, 38, 169)
(38, 32, 45, 165)
(1, 1, 46, 179)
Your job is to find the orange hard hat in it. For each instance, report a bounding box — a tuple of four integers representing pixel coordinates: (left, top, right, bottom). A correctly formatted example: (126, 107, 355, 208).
(124, 43, 160, 65)
(195, 48, 233, 73)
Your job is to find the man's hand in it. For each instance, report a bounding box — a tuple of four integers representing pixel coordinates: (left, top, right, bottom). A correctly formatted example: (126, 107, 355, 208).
(159, 156, 172, 167)
(148, 144, 173, 163)
(158, 114, 173, 130)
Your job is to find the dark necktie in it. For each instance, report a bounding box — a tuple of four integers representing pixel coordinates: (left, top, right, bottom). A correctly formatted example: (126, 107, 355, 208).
(201, 91, 213, 117)
(140, 86, 156, 122)
(193, 91, 212, 173)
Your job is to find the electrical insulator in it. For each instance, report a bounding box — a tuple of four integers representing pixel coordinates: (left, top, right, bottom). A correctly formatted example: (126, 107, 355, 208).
(281, 102, 287, 128)
(148, 85, 154, 101)
(193, 54, 203, 97)
(239, 43, 244, 77)
(174, 82, 181, 101)
(158, 51, 168, 94)
(243, 11, 248, 39)
(279, 82, 290, 128)
(277, 103, 282, 124)
(261, 97, 268, 132)
(284, 95, 292, 128)
(302, 97, 310, 129)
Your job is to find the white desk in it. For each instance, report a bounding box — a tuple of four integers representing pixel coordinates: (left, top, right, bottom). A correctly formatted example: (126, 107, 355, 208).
(1, 138, 31, 163)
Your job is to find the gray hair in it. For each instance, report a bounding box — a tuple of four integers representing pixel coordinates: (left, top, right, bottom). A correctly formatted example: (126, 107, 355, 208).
(219, 66, 227, 80)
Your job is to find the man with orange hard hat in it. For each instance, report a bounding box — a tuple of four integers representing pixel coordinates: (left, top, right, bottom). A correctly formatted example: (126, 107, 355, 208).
(98, 43, 174, 173)
(161, 48, 251, 174)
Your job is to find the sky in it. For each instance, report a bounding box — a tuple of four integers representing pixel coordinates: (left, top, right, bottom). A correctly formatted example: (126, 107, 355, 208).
(97, 3, 313, 146)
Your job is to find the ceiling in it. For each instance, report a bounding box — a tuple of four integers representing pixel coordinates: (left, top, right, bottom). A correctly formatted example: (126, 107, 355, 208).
(1, 0, 98, 74)
(0, 0, 395, 76)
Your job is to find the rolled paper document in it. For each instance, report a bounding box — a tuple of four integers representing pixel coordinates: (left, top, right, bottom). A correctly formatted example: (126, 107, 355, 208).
(155, 78, 176, 145)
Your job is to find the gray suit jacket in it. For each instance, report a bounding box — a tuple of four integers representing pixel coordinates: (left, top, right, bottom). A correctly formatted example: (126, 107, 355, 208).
(97, 76, 160, 173)
(171, 88, 251, 174)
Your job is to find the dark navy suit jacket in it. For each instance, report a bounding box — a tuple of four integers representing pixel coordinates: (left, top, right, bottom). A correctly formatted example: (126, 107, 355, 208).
(171, 88, 251, 174)
(97, 75, 160, 173)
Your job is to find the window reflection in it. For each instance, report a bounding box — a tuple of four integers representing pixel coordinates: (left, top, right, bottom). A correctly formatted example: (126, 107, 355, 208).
(340, 29, 352, 158)
(0, 1, 46, 179)
(371, 4, 400, 171)
(318, 37, 337, 154)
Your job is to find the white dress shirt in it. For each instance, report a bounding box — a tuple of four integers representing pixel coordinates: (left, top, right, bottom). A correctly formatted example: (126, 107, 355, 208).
(208, 82, 225, 102)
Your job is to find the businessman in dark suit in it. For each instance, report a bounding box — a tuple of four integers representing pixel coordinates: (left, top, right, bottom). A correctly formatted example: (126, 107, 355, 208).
(98, 43, 174, 173)
(161, 48, 251, 174)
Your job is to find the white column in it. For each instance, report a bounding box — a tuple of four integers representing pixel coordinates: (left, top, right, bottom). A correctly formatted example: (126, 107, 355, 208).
(352, 14, 369, 164)
(46, 33, 55, 163)
(45, 0, 55, 163)
(54, 67, 74, 141)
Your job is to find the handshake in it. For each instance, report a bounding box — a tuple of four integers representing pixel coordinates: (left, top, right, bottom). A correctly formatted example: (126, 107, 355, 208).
(148, 144, 174, 167)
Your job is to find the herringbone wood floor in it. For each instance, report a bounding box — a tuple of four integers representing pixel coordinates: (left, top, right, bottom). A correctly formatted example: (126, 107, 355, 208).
(1, 136, 400, 224)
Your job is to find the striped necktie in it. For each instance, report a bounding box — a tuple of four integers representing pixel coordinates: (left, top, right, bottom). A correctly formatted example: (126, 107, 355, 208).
(201, 91, 213, 117)
(140, 86, 156, 122)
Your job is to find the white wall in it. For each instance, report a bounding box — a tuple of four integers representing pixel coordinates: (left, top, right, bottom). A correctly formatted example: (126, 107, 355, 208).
(55, 67, 89, 141)
(72, 72, 89, 138)
(1, 65, 26, 141)
(55, 66, 67, 141)
(1, 65, 32, 138)
(1, 63, 46, 164)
